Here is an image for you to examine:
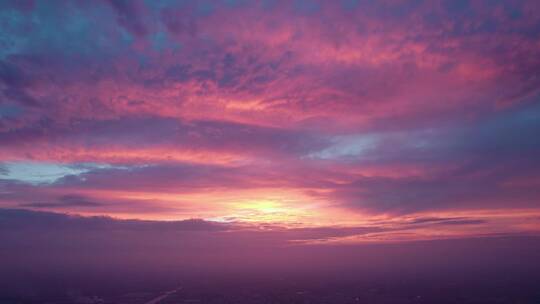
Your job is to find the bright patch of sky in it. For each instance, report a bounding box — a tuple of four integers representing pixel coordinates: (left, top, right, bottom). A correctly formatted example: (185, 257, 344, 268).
(0, 161, 113, 185)
(309, 134, 379, 159)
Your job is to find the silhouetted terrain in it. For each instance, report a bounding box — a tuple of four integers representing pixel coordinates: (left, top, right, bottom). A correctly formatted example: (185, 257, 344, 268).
(1, 210, 539, 303)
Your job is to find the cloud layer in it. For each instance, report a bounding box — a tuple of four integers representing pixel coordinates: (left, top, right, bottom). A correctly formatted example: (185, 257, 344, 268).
(1, 0, 540, 240)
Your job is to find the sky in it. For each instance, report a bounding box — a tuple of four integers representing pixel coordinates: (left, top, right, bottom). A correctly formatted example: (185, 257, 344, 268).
(1, 0, 540, 244)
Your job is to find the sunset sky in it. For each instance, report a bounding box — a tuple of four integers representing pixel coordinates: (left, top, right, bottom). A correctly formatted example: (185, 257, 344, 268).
(1, 0, 540, 244)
